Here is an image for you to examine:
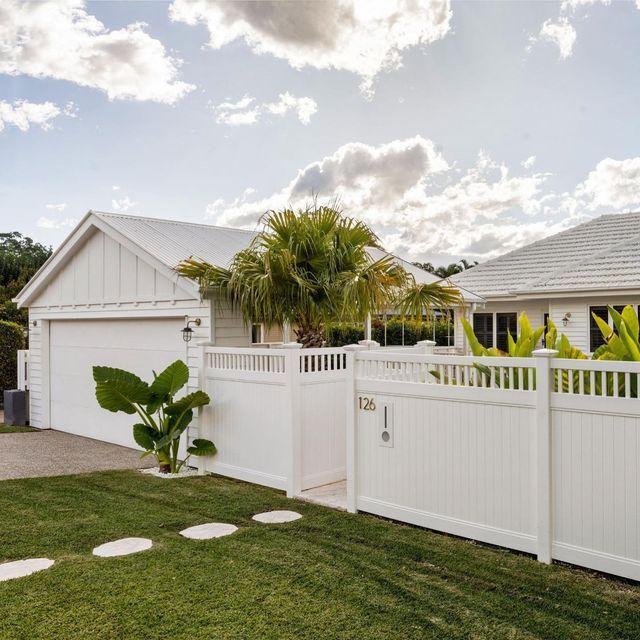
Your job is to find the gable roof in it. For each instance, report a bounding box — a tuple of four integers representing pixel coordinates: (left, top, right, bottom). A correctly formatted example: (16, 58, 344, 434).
(16, 210, 483, 307)
(451, 212, 640, 299)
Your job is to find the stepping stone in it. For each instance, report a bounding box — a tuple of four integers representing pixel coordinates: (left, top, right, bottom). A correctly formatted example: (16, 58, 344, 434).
(0, 558, 54, 582)
(179, 523, 238, 540)
(92, 537, 153, 558)
(252, 510, 302, 524)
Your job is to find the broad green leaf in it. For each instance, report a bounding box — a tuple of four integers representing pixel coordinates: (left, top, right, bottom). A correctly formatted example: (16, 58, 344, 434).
(592, 313, 613, 341)
(507, 331, 516, 356)
(133, 423, 160, 451)
(621, 305, 639, 343)
(187, 439, 217, 457)
(93, 366, 146, 388)
(165, 391, 210, 415)
(95, 380, 149, 414)
(619, 322, 640, 361)
(149, 360, 189, 399)
(461, 317, 487, 357)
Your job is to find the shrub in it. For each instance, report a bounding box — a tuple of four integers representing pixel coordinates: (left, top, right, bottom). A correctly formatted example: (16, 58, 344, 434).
(326, 317, 454, 347)
(0, 320, 25, 403)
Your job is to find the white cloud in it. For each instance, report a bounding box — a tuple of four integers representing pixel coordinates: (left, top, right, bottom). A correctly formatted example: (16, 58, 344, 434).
(111, 196, 137, 212)
(45, 203, 67, 212)
(170, 0, 452, 97)
(112, 185, 120, 191)
(0, 0, 194, 103)
(574, 157, 640, 211)
(212, 92, 318, 126)
(532, 0, 637, 60)
(0, 100, 74, 132)
(207, 137, 554, 260)
(538, 18, 577, 59)
(37, 216, 77, 229)
(522, 155, 536, 170)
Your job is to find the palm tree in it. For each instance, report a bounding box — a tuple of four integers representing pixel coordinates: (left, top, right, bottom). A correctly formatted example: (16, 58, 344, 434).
(178, 204, 461, 347)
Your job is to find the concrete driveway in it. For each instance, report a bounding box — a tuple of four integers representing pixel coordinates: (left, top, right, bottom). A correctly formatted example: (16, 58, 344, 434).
(0, 429, 154, 480)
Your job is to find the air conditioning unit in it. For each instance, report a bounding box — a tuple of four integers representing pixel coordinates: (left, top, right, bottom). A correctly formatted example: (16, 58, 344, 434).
(4, 390, 29, 426)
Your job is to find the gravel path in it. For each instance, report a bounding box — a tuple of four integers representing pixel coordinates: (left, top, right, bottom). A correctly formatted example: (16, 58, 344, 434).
(0, 430, 154, 480)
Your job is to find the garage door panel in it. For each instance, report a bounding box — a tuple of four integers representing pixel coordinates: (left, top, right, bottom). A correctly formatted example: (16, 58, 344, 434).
(50, 319, 186, 449)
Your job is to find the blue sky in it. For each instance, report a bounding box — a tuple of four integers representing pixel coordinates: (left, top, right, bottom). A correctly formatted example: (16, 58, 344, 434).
(1, 0, 640, 263)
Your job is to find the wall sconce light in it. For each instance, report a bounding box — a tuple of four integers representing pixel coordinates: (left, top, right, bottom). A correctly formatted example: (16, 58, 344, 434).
(181, 318, 201, 342)
(31, 320, 37, 327)
(562, 312, 571, 327)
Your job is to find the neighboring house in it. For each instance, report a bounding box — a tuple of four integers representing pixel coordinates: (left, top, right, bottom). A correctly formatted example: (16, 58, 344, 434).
(14, 211, 480, 448)
(451, 212, 640, 354)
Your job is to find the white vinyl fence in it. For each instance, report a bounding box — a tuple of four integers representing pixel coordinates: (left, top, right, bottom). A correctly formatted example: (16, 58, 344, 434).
(199, 345, 347, 495)
(17, 349, 29, 391)
(197, 342, 640, 581)
(350, 349, 640, 581)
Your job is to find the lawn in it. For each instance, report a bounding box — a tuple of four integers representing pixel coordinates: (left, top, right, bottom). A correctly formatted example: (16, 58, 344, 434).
(0, 423, 37, 433)
(0, 472, 638, 640)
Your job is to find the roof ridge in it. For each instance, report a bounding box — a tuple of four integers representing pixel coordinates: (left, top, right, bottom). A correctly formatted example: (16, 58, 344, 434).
(90, 210, 256, 235)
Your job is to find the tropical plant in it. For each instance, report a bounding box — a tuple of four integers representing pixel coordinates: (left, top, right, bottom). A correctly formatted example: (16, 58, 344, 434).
(395, 282, 461, 322)
(93, 360, 216, 473)
(412, 259, 479, 278)
(178, 205, 461, 348)
(592, 305, 640, 361)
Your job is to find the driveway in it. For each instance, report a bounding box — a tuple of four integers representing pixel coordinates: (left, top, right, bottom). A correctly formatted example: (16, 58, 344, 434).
(0, 430, 154, 480)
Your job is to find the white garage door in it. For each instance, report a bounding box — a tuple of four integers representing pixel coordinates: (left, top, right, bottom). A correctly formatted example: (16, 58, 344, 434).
(50, 318, 186, 449)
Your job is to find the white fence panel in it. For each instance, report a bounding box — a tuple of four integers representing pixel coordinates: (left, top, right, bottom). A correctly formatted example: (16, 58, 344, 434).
(355, 364, 536, 553)
(17, 349, 29, 390)
(299, 348, 348, 490)
(549, 359, 640, 579)
(200, 346, 348, 495)
(200, 348, 290, 490)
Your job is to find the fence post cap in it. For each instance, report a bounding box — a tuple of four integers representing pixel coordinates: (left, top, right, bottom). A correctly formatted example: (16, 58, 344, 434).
(358, 340, 380, 349)
(278, 342, 303, 349)
(532, 348, 559, 358)
(344, 344, 368, 351)
(417, 340, 437, 347)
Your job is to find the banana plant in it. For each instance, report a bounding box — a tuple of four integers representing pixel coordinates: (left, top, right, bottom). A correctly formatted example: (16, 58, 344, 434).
(590, 305, 639, 397)
(459, 312, 545, 389)
(93, 360, 216, 473)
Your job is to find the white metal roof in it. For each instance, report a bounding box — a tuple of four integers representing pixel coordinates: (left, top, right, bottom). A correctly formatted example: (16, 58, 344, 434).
(451, 212, 640, 299)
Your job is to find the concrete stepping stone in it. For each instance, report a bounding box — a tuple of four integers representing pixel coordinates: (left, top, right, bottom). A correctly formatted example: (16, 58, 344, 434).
(179, 523, 238, 540)
(92, 537, 153, 557)
(252, 510, 302, 524)
(0, 558, 54, 582)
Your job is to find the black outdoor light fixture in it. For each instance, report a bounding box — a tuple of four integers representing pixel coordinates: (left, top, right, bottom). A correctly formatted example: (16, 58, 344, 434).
(562, 312, 571, 327)
(181, 318, 201, 342)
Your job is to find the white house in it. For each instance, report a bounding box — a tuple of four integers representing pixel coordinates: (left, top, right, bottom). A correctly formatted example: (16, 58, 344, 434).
(14, 210, 479, 447)
(451, 212, 640, 354)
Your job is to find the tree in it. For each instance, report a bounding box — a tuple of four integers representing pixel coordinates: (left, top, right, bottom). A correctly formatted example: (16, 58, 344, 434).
(177, 205, 460, 348)
(412, 259, 479, 279)
(0, 233, 52, 327)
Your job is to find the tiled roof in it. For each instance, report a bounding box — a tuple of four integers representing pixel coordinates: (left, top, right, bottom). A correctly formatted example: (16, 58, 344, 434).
(451, 212, 640, 298)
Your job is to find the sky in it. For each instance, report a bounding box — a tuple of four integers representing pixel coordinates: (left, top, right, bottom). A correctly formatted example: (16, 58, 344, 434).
(1, 0, 640, 264)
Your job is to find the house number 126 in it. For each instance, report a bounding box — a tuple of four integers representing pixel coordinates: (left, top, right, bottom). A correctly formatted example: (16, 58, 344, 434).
(359, 397, 376, 411)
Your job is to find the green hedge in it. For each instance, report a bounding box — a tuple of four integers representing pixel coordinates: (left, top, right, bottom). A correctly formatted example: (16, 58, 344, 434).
(326, 318, 454, 347)
(0, 320, 25, 403)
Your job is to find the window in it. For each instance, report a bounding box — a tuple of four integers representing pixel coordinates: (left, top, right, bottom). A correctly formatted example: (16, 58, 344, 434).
(473, 313, 493, 348)
(251, 323, 264, 344)
(542, 313, 550, 347)
(496, 313, 517, 352)
(589, 306, 608, 352)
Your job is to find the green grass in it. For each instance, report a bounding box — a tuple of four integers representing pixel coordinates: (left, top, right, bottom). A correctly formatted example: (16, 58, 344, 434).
(0, 423, 37, 433)
(0, 472, 638, 640)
